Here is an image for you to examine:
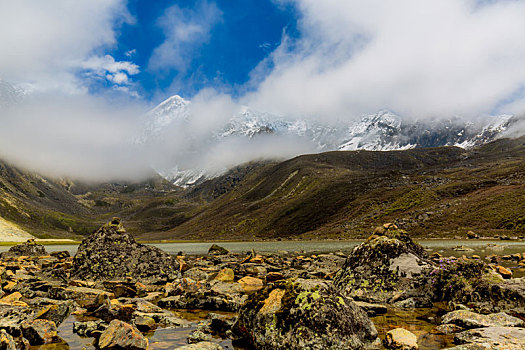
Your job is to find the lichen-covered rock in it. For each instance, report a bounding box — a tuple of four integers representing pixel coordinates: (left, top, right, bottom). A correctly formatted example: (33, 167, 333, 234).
(33, 301, 74, 327)
(238, 276, 264, 293)
(233, 278, 378, 350)
(0, 305, 32, 337)
(422, 258, 525, 313)
(1, 239, 46, 258)
(73, 320, 108, 337)
(97, 319, 148, 350)
(48, 286, 114, 310)
(214, 268, 234, 282)
(70, 218, 180, 282)
(333, 226, 430, 303)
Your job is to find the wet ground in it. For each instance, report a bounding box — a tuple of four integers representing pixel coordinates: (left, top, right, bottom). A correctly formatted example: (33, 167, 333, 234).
(23, 239, 525, 349)
(35, 306, 459, 350)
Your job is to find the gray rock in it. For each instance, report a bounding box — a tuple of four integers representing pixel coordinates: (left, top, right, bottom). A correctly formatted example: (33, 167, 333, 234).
(394, 297, 433, 309)
(133, 315, 156, 332)
(442, 310, 524, 329)
(0, 329, 16, 350)
(184, 268, 209, 281)
(354, 301, 388, 316)
(384, 328, 418, 350)
(188, 329, 212, 344)
(0, 305, 32, 337)
(334, 227, 430, 303)
(208, 244, 230, 255)
(454, 327, 525, 347)
(73, 320, 108, 337)
(33, 300, 75, 327)
(20, 319, 59, 345)
(98, 319, 148, 350)
(435, 324, 464, 334)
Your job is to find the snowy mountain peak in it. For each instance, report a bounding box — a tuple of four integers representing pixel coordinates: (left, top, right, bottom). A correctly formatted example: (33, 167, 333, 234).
(144, 95, 190, 136)
(142, 94, 521, 187)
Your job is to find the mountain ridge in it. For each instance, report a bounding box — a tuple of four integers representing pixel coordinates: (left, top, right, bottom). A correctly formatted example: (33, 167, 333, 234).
(144, 94, 519, 186)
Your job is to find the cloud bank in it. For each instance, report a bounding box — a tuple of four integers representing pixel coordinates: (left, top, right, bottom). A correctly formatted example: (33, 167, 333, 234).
(2, 0, 525, 183)
(0, 93, 150, 181)
(244, 0, 525, 120)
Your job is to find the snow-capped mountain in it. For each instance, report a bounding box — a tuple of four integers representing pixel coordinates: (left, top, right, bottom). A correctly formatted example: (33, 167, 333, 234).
(143, 95, 519, 186)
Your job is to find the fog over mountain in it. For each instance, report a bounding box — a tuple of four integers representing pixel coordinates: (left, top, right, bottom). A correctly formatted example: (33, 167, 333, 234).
(1, 80, 520, 185)
(1, 1, 525, 183)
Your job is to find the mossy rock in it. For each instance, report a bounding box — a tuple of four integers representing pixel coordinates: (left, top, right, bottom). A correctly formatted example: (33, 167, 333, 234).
(333, 227, 431, 303)
(70, 219, 179, 282)
(233, 278, 378, 350)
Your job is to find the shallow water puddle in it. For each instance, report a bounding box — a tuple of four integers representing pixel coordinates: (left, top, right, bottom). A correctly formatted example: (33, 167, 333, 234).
(372, 304, 455, 350)
(30, 310, 240, 350)
(30, 315, 95, 349)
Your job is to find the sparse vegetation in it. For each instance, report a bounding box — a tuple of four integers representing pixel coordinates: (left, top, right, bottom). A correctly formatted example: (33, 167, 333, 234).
(2, 137, 525, 240)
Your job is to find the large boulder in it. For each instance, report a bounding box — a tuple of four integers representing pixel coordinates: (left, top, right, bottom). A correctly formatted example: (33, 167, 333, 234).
(422, 258, 525, 313)
(1, 239, 47, 258)
(70, 218, 179, 282)
(333, 225, 430, 303)
(233, 278, 378, 350)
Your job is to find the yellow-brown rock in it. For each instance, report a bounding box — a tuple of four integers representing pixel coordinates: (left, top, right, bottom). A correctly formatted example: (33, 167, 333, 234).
(384, 328, 418, 349)
(214, 268, 234, 282)
(238, 276, 264, 293)
(495, 265, 512, 279)
(98, 319, 148, 350)
(259, 288, 286, 314)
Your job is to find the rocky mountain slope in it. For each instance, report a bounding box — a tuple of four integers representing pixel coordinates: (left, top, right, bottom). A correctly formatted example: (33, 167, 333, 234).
(0, 159, 187, 238)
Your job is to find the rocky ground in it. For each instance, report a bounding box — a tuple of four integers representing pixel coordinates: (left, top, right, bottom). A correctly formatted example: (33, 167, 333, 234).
(0, 220, 523, 349)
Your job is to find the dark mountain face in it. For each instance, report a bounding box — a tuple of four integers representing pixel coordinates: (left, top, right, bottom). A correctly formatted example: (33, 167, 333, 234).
(2, 136, 525, 240)
(135, 135, 525, 240)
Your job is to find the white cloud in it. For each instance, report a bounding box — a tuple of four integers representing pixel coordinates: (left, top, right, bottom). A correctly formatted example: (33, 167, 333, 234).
(82, 55, 139, 86)
(244, 0, 525, 120)
(0, 0, 136, 93)
(125, 49, 137, 58)
(0, 93, 150, 181)
(148, 0, 222, 73)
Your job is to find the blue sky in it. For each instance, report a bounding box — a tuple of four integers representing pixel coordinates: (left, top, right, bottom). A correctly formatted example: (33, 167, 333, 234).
(2, 0, 525, 117)
(99, 0, 299, 101)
